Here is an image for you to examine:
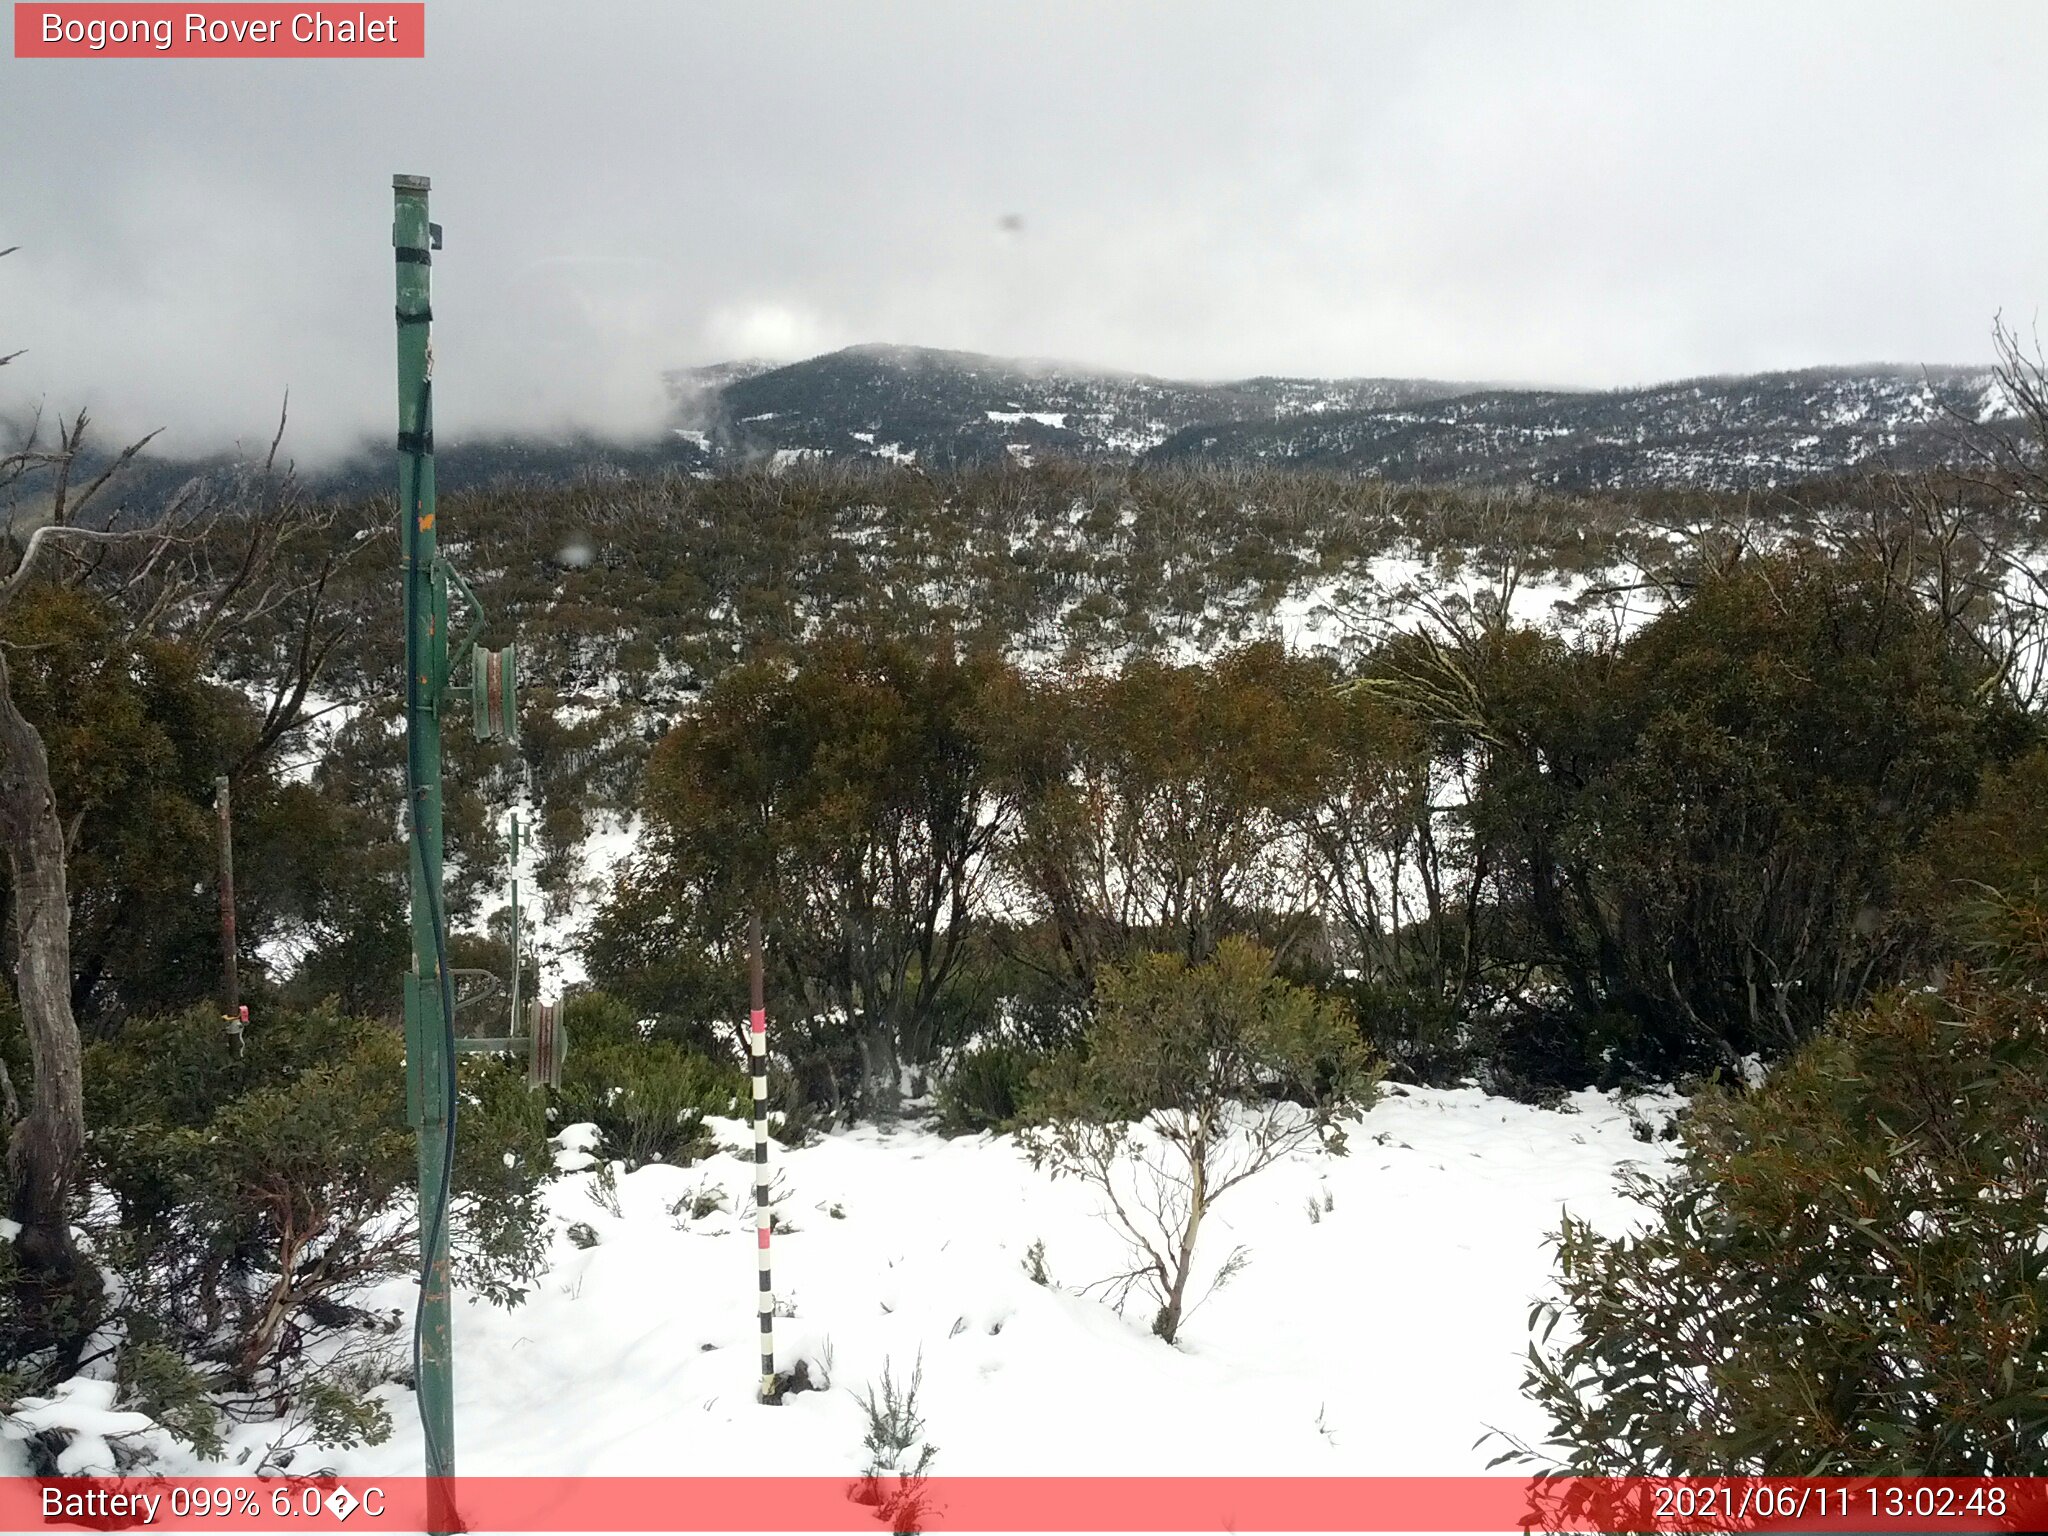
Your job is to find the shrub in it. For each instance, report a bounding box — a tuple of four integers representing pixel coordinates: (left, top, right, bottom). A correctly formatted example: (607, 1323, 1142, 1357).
(555, 1033, 744, 1171)
(560, 989, 645, 1048)
(1345, 981, 1473, 1088)
(934, 1042, 1048, 1134)
(1021, 1239, 1053, 1288)
(1517, 968, 2048, 1475)
(77, 1003, 550, 1454)
(851, 1351, 938, 1531)
(1908, 742, 2048, 975)
(114, 1335, 224, 1460)
(1021, 938, 1378, 1343)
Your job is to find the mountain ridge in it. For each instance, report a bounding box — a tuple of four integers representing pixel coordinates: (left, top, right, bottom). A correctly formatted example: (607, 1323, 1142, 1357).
(25, 345, 2011, 510)
(660, 344, 2007, 491)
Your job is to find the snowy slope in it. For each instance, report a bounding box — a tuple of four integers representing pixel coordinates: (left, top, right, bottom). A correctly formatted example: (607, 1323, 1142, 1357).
(121, 1086, 1679, 1494)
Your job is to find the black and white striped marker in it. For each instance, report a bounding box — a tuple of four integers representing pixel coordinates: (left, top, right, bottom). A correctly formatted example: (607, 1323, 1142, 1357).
(749, 914, 775, 1404)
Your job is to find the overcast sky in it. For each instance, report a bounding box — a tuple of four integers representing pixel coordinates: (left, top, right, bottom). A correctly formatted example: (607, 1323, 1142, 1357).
(2, 0, 2044, 460)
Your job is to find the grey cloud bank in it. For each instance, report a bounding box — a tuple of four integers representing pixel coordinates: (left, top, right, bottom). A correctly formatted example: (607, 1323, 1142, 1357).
(1, 0, 2043, 463)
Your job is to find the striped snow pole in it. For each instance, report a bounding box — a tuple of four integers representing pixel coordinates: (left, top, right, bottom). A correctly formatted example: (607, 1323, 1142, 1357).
(749, 911, 776, 1404)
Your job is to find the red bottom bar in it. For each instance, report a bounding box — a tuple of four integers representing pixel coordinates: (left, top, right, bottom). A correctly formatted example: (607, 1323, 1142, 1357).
(7, 1476, 2044, 1533)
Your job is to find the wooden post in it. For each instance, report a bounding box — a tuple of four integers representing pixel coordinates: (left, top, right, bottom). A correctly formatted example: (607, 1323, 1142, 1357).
(750, 911, 776, 1403)
(214, 774, 241, 1052)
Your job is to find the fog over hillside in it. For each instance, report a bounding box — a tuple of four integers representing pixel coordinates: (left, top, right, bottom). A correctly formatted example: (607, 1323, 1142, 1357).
(64, 342, 2012, 506)
(5, 4, 2043, 459)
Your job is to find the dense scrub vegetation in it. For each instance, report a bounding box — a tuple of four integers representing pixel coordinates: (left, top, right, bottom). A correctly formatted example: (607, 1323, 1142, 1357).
(1518, 967, 2048, 1476)
(592, 541, 2033, 1111)
(1506, 337, 2048, 1478)
(1509, 820, 2048, 1476)
(3, 336, 2047, 1473)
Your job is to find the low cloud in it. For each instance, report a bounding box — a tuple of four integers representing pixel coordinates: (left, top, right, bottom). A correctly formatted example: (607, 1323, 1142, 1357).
(1, 0, 2042, 462)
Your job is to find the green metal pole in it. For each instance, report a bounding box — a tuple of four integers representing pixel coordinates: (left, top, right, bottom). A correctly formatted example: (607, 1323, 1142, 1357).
(508, 813, 521, 1039)
(393, 173, 457, 1519)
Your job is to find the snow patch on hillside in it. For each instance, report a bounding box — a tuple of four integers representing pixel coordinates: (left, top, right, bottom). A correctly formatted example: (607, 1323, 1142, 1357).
(512, 809, 642, 993)
(985, 410, 1069, 429)
(1979, 380, 2019, 422)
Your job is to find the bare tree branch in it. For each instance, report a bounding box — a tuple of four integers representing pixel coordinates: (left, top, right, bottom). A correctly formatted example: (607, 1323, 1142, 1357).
(0, 524, 164, 612)
(62, 426, 164, 527)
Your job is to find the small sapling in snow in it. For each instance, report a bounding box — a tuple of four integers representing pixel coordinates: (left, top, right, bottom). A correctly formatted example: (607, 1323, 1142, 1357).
(1021, 1238, 1054, 1288)
(586, 1160, 623, 1218)
(1020, 938, 1378, 1343)
(850, 1352, 938, 1532)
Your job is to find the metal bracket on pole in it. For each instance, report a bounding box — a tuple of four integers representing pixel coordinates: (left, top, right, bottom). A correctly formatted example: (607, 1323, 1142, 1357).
(447, 999, 566, 1090)
(470, 644, 518, 742)
(527, 999, 565, 1091)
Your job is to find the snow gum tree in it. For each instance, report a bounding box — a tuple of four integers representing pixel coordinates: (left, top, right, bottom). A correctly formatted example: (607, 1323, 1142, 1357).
(1021, 936, 1379, 1344)
(1002, 645, 1334, 994)
(618, 633, 1019, 1117)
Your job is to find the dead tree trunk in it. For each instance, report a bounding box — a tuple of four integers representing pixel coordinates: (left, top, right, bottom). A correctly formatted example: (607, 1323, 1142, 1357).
(215, 774, 238, 1015)
(0, 646, 89, 1291)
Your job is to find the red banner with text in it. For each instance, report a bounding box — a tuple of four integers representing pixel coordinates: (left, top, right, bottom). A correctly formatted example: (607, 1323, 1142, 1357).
(13, 4, 423, 58)
(4, 1476, 2046, 1532)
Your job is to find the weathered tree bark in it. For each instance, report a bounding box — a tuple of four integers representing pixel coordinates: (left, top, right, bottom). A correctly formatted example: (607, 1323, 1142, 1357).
(0, 645, 89, 1290)
(1155, 1151, 1208, 1345)
(215, 774, 239, 1017)
(855, 1010, 902, 1118)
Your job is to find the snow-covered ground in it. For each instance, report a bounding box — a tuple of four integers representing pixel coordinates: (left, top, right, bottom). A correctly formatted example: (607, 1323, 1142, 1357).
(514, 810, 642, 992)
(33, 543, 1702, 1519)
(39, 1084, 1676, 1491)
(1254, 553, 1658, 662)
